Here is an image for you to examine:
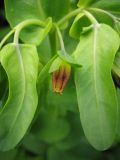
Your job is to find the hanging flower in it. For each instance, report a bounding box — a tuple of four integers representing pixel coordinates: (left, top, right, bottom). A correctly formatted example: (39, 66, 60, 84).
(50, 58, 71, 94)
(52, 62, 71, 94)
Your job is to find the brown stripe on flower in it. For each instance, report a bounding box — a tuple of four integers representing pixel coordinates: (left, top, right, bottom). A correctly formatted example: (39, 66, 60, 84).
(52, 63, 71, 94)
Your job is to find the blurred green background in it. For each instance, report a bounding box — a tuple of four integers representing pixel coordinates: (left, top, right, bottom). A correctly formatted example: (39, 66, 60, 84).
(1, 0, 120, 160)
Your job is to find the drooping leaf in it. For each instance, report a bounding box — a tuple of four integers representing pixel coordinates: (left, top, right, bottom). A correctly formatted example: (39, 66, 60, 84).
(69, 13, 91, 39)
(49, 51, 81, 74)
(74, 24, 120, 150)
(0, 43, 39, 151)
(57, 50, 82, 67)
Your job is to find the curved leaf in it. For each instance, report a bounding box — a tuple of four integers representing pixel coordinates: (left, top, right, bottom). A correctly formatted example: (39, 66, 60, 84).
(69, 13, 91, 39)
(74, 24, 119, 150)
(57, 50, 81, 67)
(0, 43, 39, 151)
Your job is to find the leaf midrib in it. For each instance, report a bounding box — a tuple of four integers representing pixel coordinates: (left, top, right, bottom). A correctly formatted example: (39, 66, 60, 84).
(92, 26, 105, 147)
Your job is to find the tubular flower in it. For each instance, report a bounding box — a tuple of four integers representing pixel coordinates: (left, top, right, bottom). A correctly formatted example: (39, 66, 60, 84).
(52, 62, 71, 94)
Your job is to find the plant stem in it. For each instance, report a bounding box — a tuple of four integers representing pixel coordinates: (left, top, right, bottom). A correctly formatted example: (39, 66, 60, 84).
(49, 29, 58, 56)
(83, 10, 99, 25)
(14, 19, 46, 44)
(0, 29, 15, 49)
(54, 24, 66, 54)
(57, 8, 82, 27)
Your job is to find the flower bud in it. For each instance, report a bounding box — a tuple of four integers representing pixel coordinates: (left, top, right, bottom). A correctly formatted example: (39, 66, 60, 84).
(52, 62, 71, 94)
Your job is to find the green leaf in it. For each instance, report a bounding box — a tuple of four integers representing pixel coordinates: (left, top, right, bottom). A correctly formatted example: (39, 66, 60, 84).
(0, 27, 11, 41)
(0, 43, 39, 151)
(40, 0, 70, 22)
(92, 0, 120, 17)
(88, 10, 114, 28)
(20, 18, 52, 46)
(69, 13, 91, 39)
(5, 0, 70, 44)
(0, 149, 17, 160)
(37, 36, 51, 63)
(5, 0, 45, 45)
(57, 50, 81, 67)
(37, 55, 57, 94)
(22, 133, 46, 155)
(49, 51, 81, 73)
(37, 111, 70, 143)
(5, 0, 44, 26)
(77, 0, 99, 7)
(74, 24, 120, 150)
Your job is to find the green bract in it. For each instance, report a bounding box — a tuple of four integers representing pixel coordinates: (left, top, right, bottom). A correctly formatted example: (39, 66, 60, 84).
(0, 43, 39, 151)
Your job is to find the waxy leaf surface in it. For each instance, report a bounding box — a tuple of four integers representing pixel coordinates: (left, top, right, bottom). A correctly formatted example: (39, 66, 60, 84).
(74, 24, 119, 150)
(0, 43, 39, 151)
